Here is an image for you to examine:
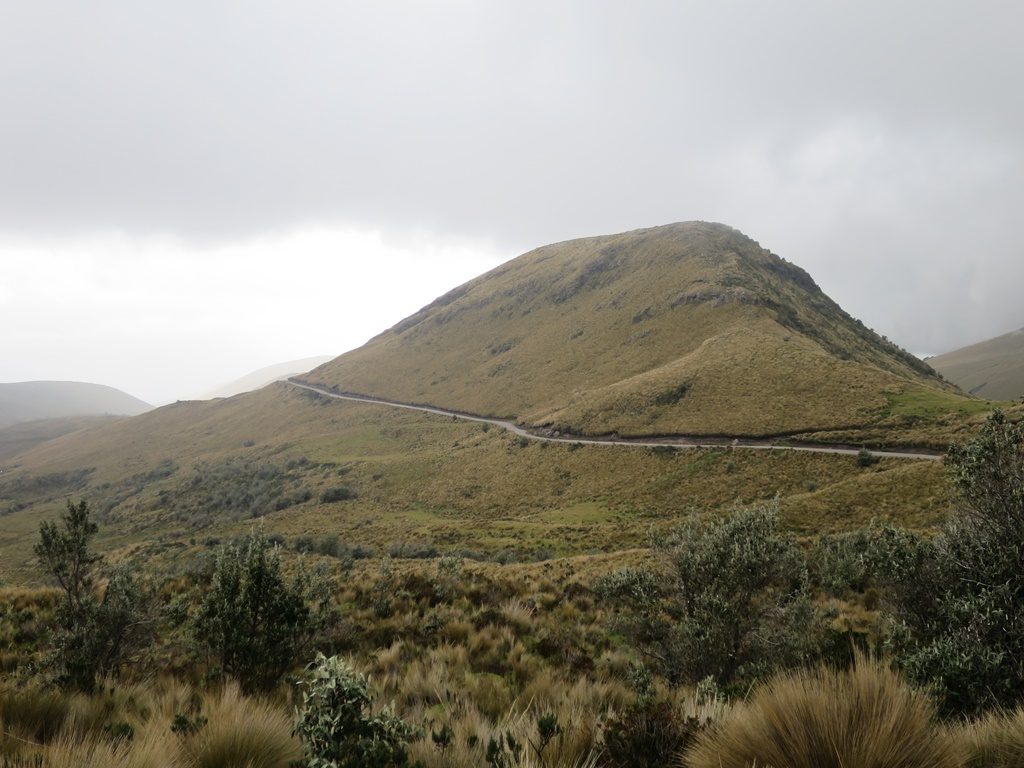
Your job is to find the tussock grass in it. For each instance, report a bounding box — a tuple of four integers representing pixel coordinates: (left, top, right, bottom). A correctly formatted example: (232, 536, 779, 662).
(955, 708, 1024, 768)
(0, 686, 70, 746)
(43, 728, 174, 768)
(0, 679, 297, 768)
(182, 683, 299, 768)
(684, 657, 963, 768)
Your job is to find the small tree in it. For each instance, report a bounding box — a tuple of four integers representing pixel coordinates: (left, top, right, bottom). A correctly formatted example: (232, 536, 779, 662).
(294, 653, 416, 768)
(192, 527, 330, 693)
(35, 499, 153, 691)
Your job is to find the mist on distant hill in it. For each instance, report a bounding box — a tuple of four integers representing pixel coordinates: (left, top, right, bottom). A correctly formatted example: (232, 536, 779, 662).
(0, 381, 152, 428)
(200, 356, 335, 400)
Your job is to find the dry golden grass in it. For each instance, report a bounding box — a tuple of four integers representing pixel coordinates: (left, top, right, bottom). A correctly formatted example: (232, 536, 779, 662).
(181, 683, 300, 768)
(9, 561, 1024, 768)
(684, 657, 963, 768)
(0, 679, 298, 768)
(953, 708, 1024, 768)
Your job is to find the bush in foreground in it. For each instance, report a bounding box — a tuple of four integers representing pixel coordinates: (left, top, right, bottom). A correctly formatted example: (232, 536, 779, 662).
(884, 410, 1024, 715)
(35, 499, 155, 692)
(295, 652, 417, 768)
(684, 657, 962, 768)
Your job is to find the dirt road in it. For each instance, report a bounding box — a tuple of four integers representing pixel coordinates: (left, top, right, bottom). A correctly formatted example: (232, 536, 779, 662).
(287, 380, 943, 461)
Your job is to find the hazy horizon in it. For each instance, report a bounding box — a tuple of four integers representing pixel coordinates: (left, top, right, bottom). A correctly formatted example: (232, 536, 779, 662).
(2, 2, 1022, 403)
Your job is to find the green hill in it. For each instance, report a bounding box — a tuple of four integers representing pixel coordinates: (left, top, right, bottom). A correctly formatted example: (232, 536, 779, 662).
(301, 222, 966, 439)
(929, 327, 1024, 401)
(0, 381, 151, 428)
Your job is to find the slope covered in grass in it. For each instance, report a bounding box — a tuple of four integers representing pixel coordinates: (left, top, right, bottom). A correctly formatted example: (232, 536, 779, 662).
(0, 383, 949, 584)
(302, 222, 964, 439)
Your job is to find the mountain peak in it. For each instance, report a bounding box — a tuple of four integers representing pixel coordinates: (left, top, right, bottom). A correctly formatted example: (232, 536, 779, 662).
(303, 222, 949, 438)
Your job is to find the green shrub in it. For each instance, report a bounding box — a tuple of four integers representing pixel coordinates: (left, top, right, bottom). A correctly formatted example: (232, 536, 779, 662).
(35, 500, 155, 692)
(601, 503, 823, 689)
(320, 486, 357, 503)
(192, 528, 331, 693)
(294, 653, 416, 768)
(857, 448, 880, 467)
(882, 411, 1024, 715)
(169, 457, 299, 527)
(811, 528, 875, 596)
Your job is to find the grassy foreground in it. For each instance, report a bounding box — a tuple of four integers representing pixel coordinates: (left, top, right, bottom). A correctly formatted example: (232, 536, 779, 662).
(3, 565, 1024, 768)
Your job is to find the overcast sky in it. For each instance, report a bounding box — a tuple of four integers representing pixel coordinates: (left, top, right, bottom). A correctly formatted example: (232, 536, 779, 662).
(2, 2, 1022, 404)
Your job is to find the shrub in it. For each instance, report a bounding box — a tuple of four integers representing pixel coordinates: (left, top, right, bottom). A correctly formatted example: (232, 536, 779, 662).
(170, 457, 294, 527)
(35, 500, 155, 692)
(321, 486, 357, 503)
(883, 411, 1024, 714)
(684, 657, 963, 768)
(811, 528, 875, 596)
(601, 699, 704, 768)
(857, 448, 880, 467)
(294, 653, 416, 768)
(601, 503, 823, 689)
(192, 528, 331, 693)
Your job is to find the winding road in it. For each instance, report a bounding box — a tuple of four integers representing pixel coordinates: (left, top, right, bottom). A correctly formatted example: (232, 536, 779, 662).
(286, 380, 943, 462)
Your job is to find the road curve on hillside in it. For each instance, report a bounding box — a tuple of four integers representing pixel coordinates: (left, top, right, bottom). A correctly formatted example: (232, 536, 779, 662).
(286, 380, 943, 461)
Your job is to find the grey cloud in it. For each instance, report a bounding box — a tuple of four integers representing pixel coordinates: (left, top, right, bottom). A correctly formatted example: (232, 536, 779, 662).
(1, 1, 1022, 353)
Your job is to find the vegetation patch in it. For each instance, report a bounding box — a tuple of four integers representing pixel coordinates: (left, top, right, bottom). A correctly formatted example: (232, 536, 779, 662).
(653, 382, 690, 406)
(165, 456, 311, 529)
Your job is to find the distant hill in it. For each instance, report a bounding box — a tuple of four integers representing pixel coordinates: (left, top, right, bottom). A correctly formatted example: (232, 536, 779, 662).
(201, 356, 335, 399)
(0, 414, 123, 460)
(301, 221, 962, 438)
(0, 381, 151, 428)
(929, 328, 1024, 401)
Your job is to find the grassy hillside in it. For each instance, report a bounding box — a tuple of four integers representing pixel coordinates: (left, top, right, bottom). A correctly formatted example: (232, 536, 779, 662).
(302, 222, 972, 440)
(929, 327, 1024, 401)
(0, 414, 123, 460)
(0, 380, 151, 428)
(0, 383, 948, 584)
